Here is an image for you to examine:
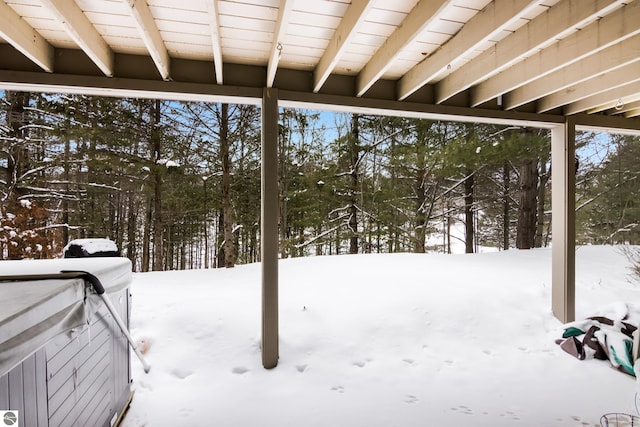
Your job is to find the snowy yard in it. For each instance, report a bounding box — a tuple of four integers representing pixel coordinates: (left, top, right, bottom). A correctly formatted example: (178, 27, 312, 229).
(121, 246, 639, 427)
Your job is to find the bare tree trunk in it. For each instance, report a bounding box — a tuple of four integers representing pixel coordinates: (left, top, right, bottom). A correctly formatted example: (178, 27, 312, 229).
(516, 160, 538, 249)
(415, 169, 427, 253)
(142, 195, 151, 272)
(534, 159, 548, 248)
(446, 200, 452, 254)
(349, 114, 359, 254)
(62, 130, 70, 246)
(502, 162, 510, 250)
(279, 115, 289, 258)
(220, 103, 236, 268)
(152, 99, 163, 271)
(464, 172, 474, 254)
(127, 191, 138, 270)
(216, 209, 225, 267)
(5, 91, 30, 203)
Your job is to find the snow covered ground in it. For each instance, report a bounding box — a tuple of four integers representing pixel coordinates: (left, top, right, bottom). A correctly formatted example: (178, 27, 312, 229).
(121, 246, 640, 427)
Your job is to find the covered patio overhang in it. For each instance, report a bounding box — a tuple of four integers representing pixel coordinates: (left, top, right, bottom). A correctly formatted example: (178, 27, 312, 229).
(2, 0, 640, 369)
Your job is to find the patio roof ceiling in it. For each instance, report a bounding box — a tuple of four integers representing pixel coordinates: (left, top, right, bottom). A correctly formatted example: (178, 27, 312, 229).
(2, 0, 635, 368)
(1, 0, 640, 130)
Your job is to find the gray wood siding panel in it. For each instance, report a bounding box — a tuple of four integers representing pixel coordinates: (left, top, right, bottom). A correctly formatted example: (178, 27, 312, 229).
(60, 362, 109, 427)
(8, 363, 24, 417)
(0, 371, 9, 408)
(48, 326, 111, 425)
(75, 374, 110, 427)
(47, 337, 110, 420)
(49, 349, 110, 427)
(21, 354, 37, 427)
(35, 349, 48, 427)
(85, 389, 111, 427)
(112, 288, 130, 410)
(0, 349, 48, 427)
(47, 324, 109, 399)
(47, 306, 110, 382)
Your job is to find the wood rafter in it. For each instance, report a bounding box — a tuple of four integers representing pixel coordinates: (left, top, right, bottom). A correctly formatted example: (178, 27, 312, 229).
(41, 0, 114, 76)
(0, 1, 54, 72)
(313, 0, 373, 93)
(436, 0, 627, 104)
(398, 0, 541, 101)
(533, 45, 640, 113)
(125, 0, 170, 81)
(472, 0, 640, 107)
(624, 101, 640, 119)
(355, 0, 452, 97)
(206, 0, 224, 84)
(266, 0, 294, 88)
(566, 80, 640, 115)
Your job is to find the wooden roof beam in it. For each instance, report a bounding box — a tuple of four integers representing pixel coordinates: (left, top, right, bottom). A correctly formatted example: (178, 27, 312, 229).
(125, 0, 170, 81)
(40, 0, 114, 76)
(206, 0, 224, 84)
(436, 0, 626, 104)
(565, 81, 640, 115)
(532, 38, 640, 112)
(472, 0, 640, 107)
(266, 0, 294, 88)
(0, 1, 54, 72)
(355, 0, 452, 97)
(625, 104, 640, 118)
(313, 0, 374, 93)
(398, 0, 541, 101)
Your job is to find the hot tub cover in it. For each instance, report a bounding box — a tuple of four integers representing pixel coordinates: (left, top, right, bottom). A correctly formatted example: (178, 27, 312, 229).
(0, 257, 132, 376)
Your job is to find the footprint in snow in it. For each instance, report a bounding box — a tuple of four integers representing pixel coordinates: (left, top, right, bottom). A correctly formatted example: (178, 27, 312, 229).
(171, 368, 193, 379)
(402, 358, 416, 365)
(331, 385, 345, 393)
(296, 364, 307, 373)
(451, 405, 473, 415)
(404, 394, 418, 404)
(232, 366, 249, 375)
(352, 361, 366, 368)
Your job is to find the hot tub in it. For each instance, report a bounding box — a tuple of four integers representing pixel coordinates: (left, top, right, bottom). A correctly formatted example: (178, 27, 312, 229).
(0, 258, 133, 427)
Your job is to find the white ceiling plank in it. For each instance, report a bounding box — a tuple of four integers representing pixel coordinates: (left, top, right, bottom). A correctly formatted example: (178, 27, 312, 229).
(509, 34, 640, 112)
(0, 1, 54, 71)
(356, 0, 453, 97)
(206, 0, 224, 84)
(313, 0, 375, 93)
(266, 0, 294, 87)
(286, 23, 333, 40)
(217, 1, 278, 21)
(125, 0, 171, 80)
(219, 15, 276, 33)
(436, 0, 626, 104)
(565, 81, 640, 115)
(40, 0, 114, 76)
(472, 0, 640, 107)
(398, 0, 541, 101)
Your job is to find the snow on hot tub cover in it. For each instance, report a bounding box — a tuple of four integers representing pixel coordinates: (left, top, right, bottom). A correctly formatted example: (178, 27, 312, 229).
(0, 257, 132, 376)
(63, 238, 120, 257)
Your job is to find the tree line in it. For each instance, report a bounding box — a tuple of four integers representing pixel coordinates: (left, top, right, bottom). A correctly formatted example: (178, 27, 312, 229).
(1, 91, 638, 270)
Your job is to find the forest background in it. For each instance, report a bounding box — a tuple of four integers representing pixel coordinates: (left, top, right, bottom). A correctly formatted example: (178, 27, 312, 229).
(1, 90, 639, 271)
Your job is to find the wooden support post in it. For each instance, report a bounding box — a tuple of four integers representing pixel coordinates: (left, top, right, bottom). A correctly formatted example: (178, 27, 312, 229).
(261, 87, 279, 368)
(551, 119, 576, 323)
